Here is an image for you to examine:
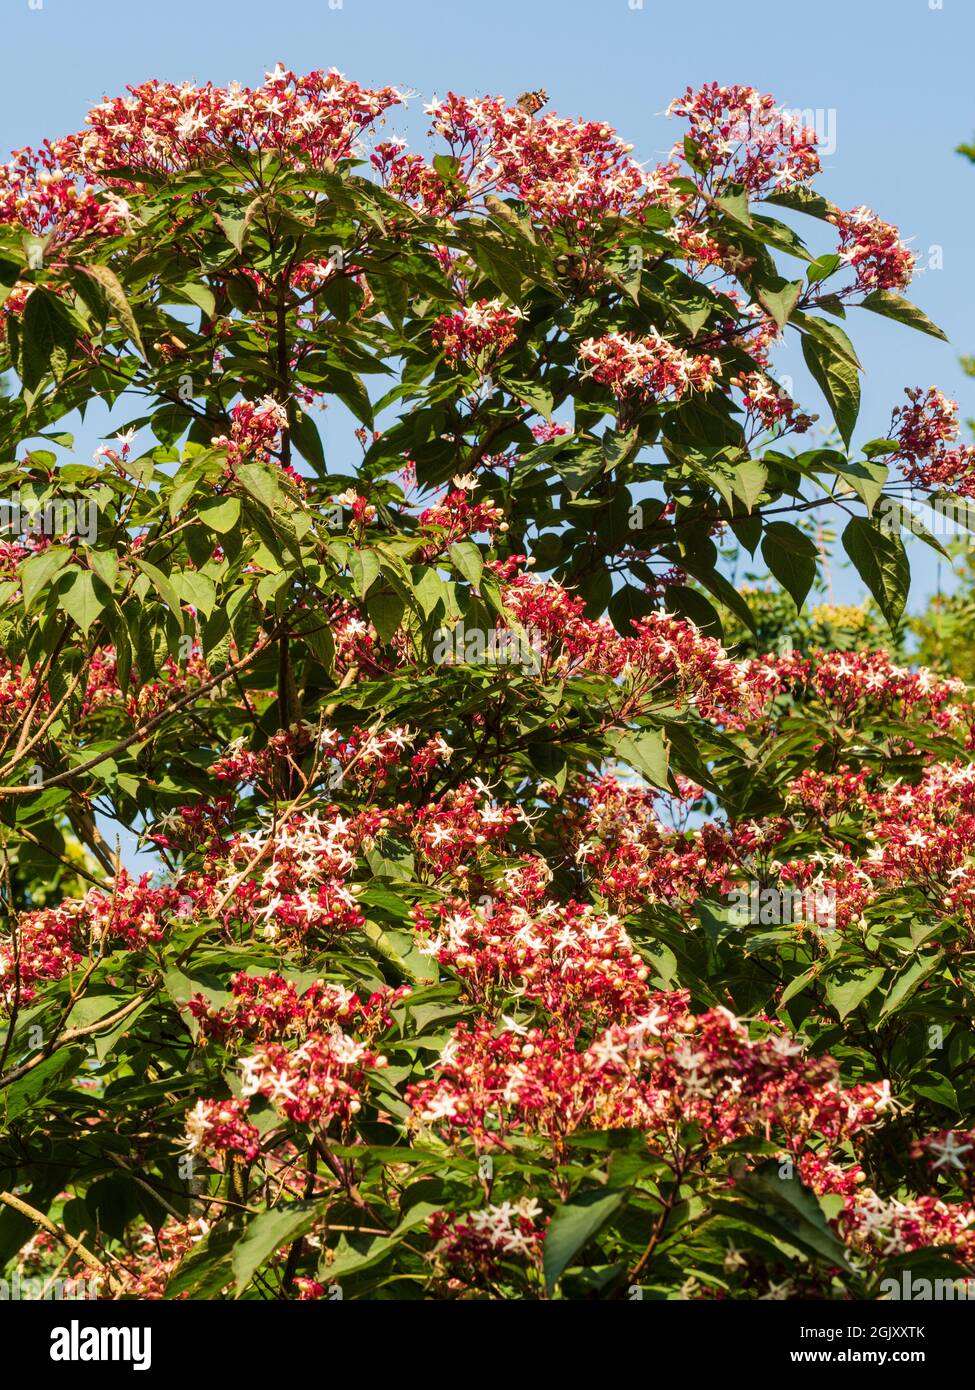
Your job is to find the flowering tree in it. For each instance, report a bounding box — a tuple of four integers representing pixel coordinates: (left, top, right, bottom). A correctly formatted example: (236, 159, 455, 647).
(0, 68, 973, 1301)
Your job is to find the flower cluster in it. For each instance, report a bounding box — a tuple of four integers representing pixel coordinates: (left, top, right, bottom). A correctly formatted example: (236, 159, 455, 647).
(216, 811, 365, 940)
(61, 66, 403, 182)
(577, 330, 718, 405)
(429, 1200, 545, 1280)
(188, 970, 407, 1047)
(431, 299, 522, 369)
(890, 386, 975, 495)
(666, 83, 821, 195)
(237, 1031, 386, 1126)
(210, 395, 290, 468)
(185, 1097, 262, 1162)
(829, 205, 917, 293)
(409, 1000, 892, 1161)
(1, 872, 180, 1006)
(411, 897, 650, 1021)
(376, 93, 647, 228)
(732, 369, 816, 436)
(417, 484, 506, 543)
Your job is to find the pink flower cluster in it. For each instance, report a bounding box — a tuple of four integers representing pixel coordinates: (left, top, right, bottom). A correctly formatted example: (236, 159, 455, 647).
(0, 67, 404, 273)
(429, 1201, 545, 1280)
(732, 370, 815, 436)
(502, 578, 763, 723)
(754, 647, 966, 729)
(666, 83, 821, 195)
(408, 998, 892, 1159)
(210, 395, 289, 468)
(417, 485, 506, 544)
(411, 896, 651, 1021)
(188, 970, 407, 1047)
(577, 331, 718, 405)
(236, 1030, 386, 1127)
(185, 1097, 262, 1162)
(890, 387, 975, 495)
(431, 299, 522, 369)
(61, 66, 403, 182)
(0, 155, 131, 250)
(218, 810, 366, 940)
(375, 93, 646, 227)
(1, 872, 180, 1005)
(829, 205, 916, 292)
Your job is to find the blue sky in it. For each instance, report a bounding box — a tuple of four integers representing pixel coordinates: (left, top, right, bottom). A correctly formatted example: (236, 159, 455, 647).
(4, 0, 974, 610)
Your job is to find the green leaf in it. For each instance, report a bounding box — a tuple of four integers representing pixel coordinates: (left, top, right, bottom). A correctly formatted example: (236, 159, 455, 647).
(349, 548, 380, 600)
(134, 556, 183, 621)
(215, 196, 261, 253)
(879, 952, 944, 1020)
(543, 1188, 626, 1295)
(608, 583, 656, 635)
(764, 187, 835, 222)
(602, 428, 639, 470)
(732, 459, 768, 513)
(757, 279, 803, 331)
(232, 1202, 320, 1296)
(177, 281, 216, 317)
(825, 967, 885, 1021)
(448, 540, 484, 589)
(20, 545, 71, 611)
(236, 462, 285, 512)
(294, 613, 334, 671)
(502, 376, 553, 420)
(528, 741, 568, 792)
(801, 332, 860, 447)
(613, 729, 670, 789)
(79, 263, 146, 358)
(167, 1224, 239, 1298)
(877, 497, 949, 558)
(321, 1231, 401, 1281)
(807, 253, 842, 284)
(841, 516, 909, 628)
(289, 408, 326, 473)
(367, 590, 406, 643)
(818, 457, 888, 514)
(779, 965, 820, 1009)
(88, 549, 118, 593)
(860, 291, 948, 342)
(173, 569, 216, 618)
(735, 1164, 851, 1269)
(678, 551, 757, 634)
(198, 495, 241, 534)
(21, 287, 77, 391)
(552, 450, 602, 498)
(761, 522, 818, 610)
(2, 1047, 86, 1122)
(715, 189, 752, 228)
(365, 836, 415, 882)
(326, 368, 374, 428)
(361, 920, 437, 984)
(56, 568, 108, 635)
